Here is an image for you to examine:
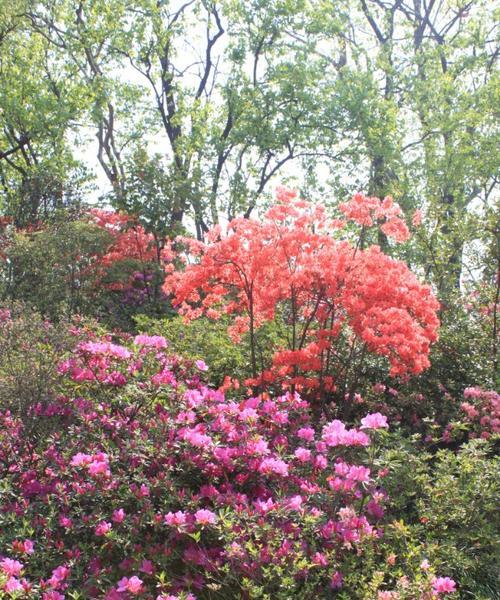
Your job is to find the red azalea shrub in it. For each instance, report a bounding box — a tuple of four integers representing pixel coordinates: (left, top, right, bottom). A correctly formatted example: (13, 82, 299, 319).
(0, 333, 455, 599)
(90, 210, 174, 308)
(164, 189, 439, 406)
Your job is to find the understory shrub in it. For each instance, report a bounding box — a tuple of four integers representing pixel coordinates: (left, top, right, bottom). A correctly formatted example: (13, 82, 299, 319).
(0, 190, 495, 600)
(379, 437, 499, 599)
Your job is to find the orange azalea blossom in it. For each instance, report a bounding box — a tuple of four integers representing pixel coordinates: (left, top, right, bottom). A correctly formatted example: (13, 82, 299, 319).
(164, 189, 439, 399)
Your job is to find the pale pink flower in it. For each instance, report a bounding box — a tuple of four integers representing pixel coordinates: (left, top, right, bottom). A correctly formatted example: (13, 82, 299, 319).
(70, 453, 92, 467)
(297, 427, 315, 441)
(412, 209, 423, 227)
(285, 495, 303, 511)
(294, 447, 312, 462)
(117, 576, 143, 594)
(194, 509, 217, 525)
(134, 334, 168, 348)
(164, 511, 187, 526)
(360, 412, 389, 430)
(4, 577, 23, 592)
(258, 457, 289, 477)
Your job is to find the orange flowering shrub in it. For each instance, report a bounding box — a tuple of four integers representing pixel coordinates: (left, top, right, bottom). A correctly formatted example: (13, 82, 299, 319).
(164, 188, 439, 406)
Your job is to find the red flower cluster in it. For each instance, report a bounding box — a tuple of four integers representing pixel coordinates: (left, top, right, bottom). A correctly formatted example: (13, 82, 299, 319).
(339, 192, 410, 242)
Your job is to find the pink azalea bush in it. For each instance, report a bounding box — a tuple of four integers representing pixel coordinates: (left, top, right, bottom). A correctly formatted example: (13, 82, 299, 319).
(0, 328, 457, 598)
(459, 387, 500, 439)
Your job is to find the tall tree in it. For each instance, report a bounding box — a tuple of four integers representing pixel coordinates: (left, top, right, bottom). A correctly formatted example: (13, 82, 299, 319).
(0, 1, 86, 224)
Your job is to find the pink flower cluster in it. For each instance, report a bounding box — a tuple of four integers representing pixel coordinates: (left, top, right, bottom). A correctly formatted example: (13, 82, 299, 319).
(0, 333, 456, 598)
(460, 387, 499, 439)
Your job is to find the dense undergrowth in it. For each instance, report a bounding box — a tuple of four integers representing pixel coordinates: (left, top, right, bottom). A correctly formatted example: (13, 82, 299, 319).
(0, 191, 498, 599)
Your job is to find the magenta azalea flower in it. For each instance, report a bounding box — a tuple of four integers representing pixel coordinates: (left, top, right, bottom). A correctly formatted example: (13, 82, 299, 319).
(432, 577, 457, 594)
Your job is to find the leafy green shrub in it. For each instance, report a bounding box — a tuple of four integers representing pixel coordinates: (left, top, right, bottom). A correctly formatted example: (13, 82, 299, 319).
(0, 303, 98, 440)
(379, 436, 500, 599)
(134, 314, 287, 388)
(0, 220, 112, 320)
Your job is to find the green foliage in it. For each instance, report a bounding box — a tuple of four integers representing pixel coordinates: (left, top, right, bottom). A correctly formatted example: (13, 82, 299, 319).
(1, 0, 497, 302)
(134, 314, 287, 387)
(0, 304, 94, 440)
(0, 218, 112, 320)
(380, 436, 500, 599)
(0, 2, 89, 224)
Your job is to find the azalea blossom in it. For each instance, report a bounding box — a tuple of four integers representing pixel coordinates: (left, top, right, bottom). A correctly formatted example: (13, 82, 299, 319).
(432, 577, 457, 594)
(117, 576, 144, 594)
(194, 509, 217, 525)
(360, 413, 389, 430)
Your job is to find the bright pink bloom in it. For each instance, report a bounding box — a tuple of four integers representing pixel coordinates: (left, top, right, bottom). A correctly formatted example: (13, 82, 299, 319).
(22, 540, 34, 554)
(59, 516, 72, 529)
(258, 457, 289, 477)
(322, 420, 370, 447)
(432, 577, 457, 594)
(48, 565, 70, 588)
(88, 457, 110, 477)
(42, 593, 65, 600)
(112, 508, 126, 523)
(195, 509, 217, 525)
(117, 576, 143, 594)
(94, 521, 112, 536)
(140, 559, 154, 575)
(151, 369, 176, 386)
(139, 484, 150, 497)
(360, 412, 389, 430)
(0, 558, 23, 576)
(330, 571, 343, 589)
(311, 552, 328, 566)
(12, 540, 34, 555)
